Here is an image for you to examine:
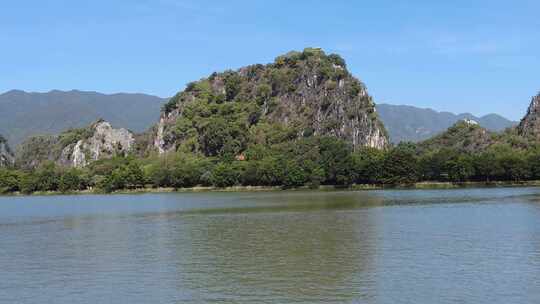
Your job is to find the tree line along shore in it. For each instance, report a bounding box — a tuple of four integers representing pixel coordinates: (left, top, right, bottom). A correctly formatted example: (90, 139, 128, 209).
(2, 133, 540, 195)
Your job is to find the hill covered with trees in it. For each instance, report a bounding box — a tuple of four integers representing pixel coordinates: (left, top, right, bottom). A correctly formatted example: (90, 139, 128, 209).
(15, 120, 135, 170)
(377, 104, 516, 143)
(151, 47, 388, 156)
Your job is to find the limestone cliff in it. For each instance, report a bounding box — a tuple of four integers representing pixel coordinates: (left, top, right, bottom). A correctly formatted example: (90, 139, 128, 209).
(518, 93, 540, 139)
(61, 120, 135, 167)
(16, 120, 134, 169)
(152, 48, 388, 156)
(0, 135, 14, 167)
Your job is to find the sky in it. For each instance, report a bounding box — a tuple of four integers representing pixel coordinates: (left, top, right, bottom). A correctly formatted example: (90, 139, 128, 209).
(1, 0, 539, 120)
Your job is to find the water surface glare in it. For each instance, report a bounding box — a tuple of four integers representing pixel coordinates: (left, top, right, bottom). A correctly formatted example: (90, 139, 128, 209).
(1, 188, 540, 303)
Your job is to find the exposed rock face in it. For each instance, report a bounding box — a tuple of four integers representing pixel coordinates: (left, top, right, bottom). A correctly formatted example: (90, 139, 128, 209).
(16, 120, 135, 169)
(153, 49, 388, 154)
(153, 48, 388, 155)
(154, 116, 168, 154)
(0, 135, 14, 167)
(518, 93, 540, 139)
(61, 120, 135, 167)
(462, 118, 479, 126)
(15, 135, 59, 169)
(0, 89, 166, 147)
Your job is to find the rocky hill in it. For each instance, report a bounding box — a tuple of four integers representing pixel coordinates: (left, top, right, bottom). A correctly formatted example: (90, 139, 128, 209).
(0, 88, 518, 148)
(518, 93, 540, 139)
(0, 135, 14, 167)
(377, 104, 516, 143)
(15, 120, 135, 169)
(415, 91, 540, 154)
(417, 119, 495, 153)
(152, 48, 388, 156)
(0, 90, 165, 146)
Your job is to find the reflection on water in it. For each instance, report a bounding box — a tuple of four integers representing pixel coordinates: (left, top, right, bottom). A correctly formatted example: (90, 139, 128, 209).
(180, 208, 376, 303)
(1, 188, 540, 303)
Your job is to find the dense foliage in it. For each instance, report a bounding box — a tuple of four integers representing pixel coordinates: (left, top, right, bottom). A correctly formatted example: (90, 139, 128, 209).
(14, 124, 95, 170)
(157, 47, 387, 155)
(3, 128, 540, 195)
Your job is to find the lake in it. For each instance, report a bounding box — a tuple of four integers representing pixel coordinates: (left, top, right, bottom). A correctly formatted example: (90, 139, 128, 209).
(1, 188, 540, 303)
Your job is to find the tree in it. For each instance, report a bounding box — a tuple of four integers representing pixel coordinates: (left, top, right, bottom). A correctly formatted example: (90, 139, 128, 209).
(497, 152, 529, 181)
(527, 148, 540, 179)
(210, 162, 242, 187)
(472, 152, 500, 182)
(318, 137, 354, 185)
(352, 147, 384, 184)
(146, 165, 171, 188)
(33, 162, 60, 192)
(418, 148, 458, 181)
(19, 172, 40, 194)
(224, 71, 242, 101)
(0, 169, 20, 193)
(58, 169, 86, 192)
(122, 162, 145, 189)
(381, 143, 419, 184)
(199, 117, 246, 157)
(282, 160, 307, 188)
(445, 155, 475, 182)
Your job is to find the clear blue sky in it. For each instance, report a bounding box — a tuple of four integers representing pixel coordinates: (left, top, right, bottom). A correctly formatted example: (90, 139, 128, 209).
(1, 0, 539, 120)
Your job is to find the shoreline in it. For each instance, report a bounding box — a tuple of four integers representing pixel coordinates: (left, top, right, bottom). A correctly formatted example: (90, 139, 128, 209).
(3, 180, 540, 197)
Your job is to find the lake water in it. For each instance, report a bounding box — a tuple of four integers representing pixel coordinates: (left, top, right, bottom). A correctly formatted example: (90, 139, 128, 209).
(1, 188, 540, 303)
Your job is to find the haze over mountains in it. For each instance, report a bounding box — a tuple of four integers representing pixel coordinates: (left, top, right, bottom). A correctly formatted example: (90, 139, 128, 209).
(377, 104, 517, 143)
(0, 90, 165, 146)
(0, 89, 516, 146)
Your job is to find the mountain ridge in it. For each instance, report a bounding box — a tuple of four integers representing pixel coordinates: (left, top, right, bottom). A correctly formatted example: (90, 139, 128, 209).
(0, 93, 516, 147)
(0, 89, 166, 146)
(376, 103, 517, 143)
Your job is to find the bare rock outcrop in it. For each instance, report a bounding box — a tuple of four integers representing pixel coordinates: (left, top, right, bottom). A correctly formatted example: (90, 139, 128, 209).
(61, 120, 135, 167)
(153, 48, 388, 155)
(16, 120, 135, 169)
(518, 93, 540, 139)
(0, 135, 14, 167)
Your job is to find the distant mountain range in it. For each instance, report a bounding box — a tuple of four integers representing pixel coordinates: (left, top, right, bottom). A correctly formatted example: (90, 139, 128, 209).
(0, 90, 166, 146)
(0, 89, 517, 147)
(376, 104, 517, 143)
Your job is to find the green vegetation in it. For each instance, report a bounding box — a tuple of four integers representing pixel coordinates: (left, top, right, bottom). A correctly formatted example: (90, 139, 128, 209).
(3, 126, 540, 195)
(14, 125, 95, 170)
(0, 90, 165, 147)
(376, 104, 516, 143)
(1, 50, 538, 196)
(157, 47, 387, 155)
